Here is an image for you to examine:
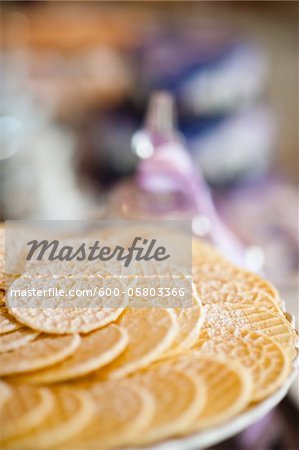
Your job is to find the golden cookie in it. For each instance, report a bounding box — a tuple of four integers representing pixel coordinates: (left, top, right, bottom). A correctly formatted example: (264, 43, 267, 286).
(130, 362, 206, 444)
(203, 304, 297, 359)
(0, 381, 11, 408)
(5, 388, 95, 449)
(172, 354, 252, 430)
(0, 334, 80, 376)
(193, 281, 282, 315)
(0, 327, 39, 353)
(65, 381, 154, 449)
(0, 385, 54, 442)
(94, 308, 178, 379)
(194, 329, 291, 401)
(0, 306, 22, 334)
(193, 263, 279, 303)
(13, 325, 128, 384)
(164, 286, 205, 356)
(6, 262, 128, 334)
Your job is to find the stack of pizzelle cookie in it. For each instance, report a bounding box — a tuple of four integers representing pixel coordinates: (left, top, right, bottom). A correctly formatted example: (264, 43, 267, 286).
(0, 225, 297, 450)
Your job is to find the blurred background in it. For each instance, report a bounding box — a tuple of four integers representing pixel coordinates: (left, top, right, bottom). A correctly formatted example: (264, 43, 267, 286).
(0, 2, 298, 448)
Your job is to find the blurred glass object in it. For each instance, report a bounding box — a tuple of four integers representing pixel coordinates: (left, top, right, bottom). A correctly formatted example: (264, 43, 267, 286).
(109, 91, 245, 266)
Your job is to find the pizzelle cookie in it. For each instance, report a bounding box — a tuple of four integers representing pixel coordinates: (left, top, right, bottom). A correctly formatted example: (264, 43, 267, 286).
(12, 325, 128, 384)
(4, 388, 95, 449)
(0, 334, 80, 376)
(193, 262, 279, 303)
(170, 302, 204, 353)
(203, 304, 297, 359)
(172, 353, 252, 430)
(194, 329, 291, 401)
(128, 270, 202, 353)
(94, 308, 178, 379)
(0, 224, 296, 448)
(0, 381, 11, 408)
(0, 306, 22, 334)
(225, 291, 282, 315)
(6, 262, 128, 334)
(129, 363, 206, 445)
(0, 328, 40, 353)
(193, 282, 282, 315)
(164, 285, 205, 356)
(0, 385, 54, 442)
(6, 277, 124, 334)
(227, 267, 279, 301)
(65, 381, 154, 449)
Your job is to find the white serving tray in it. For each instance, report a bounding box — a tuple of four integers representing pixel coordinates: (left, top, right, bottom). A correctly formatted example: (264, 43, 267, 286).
(132, 361, 298, 450)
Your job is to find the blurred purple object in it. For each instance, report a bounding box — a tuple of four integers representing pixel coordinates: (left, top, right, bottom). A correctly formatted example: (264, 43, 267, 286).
(214, 178, 299, 284)
(178, 42, 267, 115)
(138, 30, 267, 115)
(236, 410, 280, 449)
(131, 91, 245, 265)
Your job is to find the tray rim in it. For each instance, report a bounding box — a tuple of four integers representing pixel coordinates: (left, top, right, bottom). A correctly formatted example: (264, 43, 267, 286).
(131, 360, 298, 450)
(130, 310, 299, 450)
